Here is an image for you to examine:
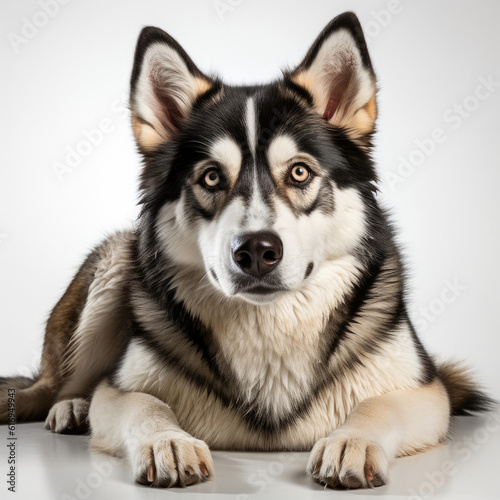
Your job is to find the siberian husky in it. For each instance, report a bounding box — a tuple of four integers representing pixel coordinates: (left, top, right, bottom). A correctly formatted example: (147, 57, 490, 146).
(0, 12, 493, 489)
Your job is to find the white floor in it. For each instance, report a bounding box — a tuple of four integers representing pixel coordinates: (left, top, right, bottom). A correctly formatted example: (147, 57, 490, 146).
(2, 413, 499, 500)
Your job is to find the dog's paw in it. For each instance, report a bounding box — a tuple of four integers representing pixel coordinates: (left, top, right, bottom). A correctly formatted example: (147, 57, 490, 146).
(44, 398, 89, 434)
(307, 430, 389, 489)
(131, 432, 214, 488)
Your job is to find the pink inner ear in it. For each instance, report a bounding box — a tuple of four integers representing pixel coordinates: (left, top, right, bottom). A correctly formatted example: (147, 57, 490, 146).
(323, 93, 341, 121)
(149, 72, 184, 136)
(321, 71, 353, 123)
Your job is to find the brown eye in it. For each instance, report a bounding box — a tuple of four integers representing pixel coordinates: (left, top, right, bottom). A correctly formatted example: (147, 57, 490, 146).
(204, 169, 220, 187)
(290, 164, 310, 183)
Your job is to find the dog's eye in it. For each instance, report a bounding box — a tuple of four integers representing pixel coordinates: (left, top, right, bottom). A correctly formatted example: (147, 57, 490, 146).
(203, 169, 220, 188)
(290, 164, 311, 184)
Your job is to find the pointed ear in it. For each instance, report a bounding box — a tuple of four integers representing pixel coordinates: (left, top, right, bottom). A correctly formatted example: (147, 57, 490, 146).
(130, 27, 214, 152)
(290, 12, 377, 142)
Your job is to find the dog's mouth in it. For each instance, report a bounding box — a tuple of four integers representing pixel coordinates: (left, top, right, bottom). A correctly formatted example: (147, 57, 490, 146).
(240, 284, 288, 295)
(235, 283, 289, 304)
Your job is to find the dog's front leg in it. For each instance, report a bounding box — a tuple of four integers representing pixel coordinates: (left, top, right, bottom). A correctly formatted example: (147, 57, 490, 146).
(88, 380, 214, 488)
(307, 377, 450, 489)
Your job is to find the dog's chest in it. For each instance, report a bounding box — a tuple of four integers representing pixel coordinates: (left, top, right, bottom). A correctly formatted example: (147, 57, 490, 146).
(115, 303, 329, 433)
(212, 308, 324, 416)
(116, 266, 367, 448)
(114, 328, 331, 450)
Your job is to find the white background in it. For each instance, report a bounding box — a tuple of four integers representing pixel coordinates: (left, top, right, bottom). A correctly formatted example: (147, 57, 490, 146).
(1, 0, 499, 406)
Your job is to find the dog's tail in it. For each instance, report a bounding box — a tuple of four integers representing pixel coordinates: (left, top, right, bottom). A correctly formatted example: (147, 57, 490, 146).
(437, 360, 496, 415)
(0, 375, 54, 424)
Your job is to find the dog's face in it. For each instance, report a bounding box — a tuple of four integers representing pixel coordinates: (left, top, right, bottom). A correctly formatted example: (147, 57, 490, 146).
(131, 13, 378, 304)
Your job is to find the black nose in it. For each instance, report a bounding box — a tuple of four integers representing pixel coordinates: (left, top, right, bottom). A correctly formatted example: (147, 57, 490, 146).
(232, 231, 283, 277)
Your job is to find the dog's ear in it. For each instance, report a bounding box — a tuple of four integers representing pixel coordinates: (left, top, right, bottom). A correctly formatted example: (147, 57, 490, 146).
(130, 27, 213, 152)
(291, 12, 377, 142)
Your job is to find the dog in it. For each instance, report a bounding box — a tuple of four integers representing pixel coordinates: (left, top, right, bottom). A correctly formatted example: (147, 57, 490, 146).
(0, 11, 493, 489)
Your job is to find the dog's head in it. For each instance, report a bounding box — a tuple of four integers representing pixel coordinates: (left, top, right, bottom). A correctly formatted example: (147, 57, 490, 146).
(131, 12, 379, 305)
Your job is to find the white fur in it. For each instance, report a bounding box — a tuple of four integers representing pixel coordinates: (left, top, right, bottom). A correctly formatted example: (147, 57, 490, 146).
(114, 315, 440, 453)
(244, 188, 272, 234)
(270, 184, 366, 290)
(245, 97, 257, 158)
(198, 195, 247, 294)
(308, 378, 450, 487)
(89, 380, 214, 487)
(209, 136, 242, 180)
(267, 134, 298, 167)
